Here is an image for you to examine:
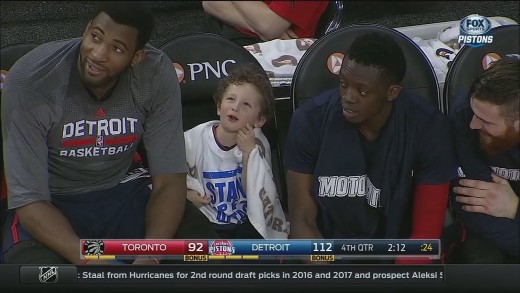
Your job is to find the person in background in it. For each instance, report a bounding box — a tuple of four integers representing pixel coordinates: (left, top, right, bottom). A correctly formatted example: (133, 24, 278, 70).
(447, 58, 519, 263)
(284, 32, 458, 264)
(202, 1, 329, 46)
(1, 1, 217, 265)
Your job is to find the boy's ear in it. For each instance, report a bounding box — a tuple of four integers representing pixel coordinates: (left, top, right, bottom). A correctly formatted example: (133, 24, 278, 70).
(254, 115, 266, 128)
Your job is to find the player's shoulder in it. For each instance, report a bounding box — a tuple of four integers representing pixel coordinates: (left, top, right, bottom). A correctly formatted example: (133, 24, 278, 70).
(127, 44, 174, 86)
(139, 44, 173, 72)
(294, 87, 340, 119)
(399, 90, 449, 125)
(4, 38, 79, 101)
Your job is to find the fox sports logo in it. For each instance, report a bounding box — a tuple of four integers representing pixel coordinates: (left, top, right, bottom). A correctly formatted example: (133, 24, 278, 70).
(458, 14, 493, 48)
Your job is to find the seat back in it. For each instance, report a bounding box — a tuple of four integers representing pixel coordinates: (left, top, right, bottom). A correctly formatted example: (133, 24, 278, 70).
(157, 33, 287, 206)
(158, 33, 269, 129)
(443, 25, 520, 115)
(291, 24, 440, 111)
(315, 1, 345, 37)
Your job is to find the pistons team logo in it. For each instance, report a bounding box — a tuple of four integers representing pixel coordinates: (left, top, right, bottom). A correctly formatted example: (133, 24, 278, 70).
(209, 240, 236, 255)
(458, 14, 494, 48)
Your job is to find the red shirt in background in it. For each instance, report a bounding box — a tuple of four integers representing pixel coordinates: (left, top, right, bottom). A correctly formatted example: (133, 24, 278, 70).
(237, 1, 329, 38)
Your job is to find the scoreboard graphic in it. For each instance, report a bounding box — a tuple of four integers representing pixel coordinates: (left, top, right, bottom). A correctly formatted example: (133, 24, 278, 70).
(80, 239, 440, 262)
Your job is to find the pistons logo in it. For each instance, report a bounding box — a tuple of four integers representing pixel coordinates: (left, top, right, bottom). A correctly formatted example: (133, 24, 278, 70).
(209, 240, 235, 255)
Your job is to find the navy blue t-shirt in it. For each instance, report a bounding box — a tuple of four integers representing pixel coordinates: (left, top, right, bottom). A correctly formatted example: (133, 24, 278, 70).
(449, 96, 519, 258)
(284, 88, 458, 239)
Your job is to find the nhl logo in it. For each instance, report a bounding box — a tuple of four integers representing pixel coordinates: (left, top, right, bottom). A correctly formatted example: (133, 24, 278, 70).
(38, 266, 58, 284)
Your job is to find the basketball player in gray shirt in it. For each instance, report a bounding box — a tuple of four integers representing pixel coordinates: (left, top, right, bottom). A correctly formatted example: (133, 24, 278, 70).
(1, 2, 216, 265)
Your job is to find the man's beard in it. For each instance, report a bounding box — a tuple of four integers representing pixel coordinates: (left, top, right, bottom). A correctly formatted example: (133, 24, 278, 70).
(479, 124, 519, 157)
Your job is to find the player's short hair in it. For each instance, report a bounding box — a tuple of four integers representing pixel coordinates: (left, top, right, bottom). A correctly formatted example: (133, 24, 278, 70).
(213, 64, 275, 121)
(96, 1, 155, 50)
(345, 32, 406, 85)
(470, 58, 520, 120)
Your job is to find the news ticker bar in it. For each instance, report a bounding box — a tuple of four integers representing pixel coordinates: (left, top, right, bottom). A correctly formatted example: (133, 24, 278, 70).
(81, 239, 440, 258)
(20, 265, 444, 285)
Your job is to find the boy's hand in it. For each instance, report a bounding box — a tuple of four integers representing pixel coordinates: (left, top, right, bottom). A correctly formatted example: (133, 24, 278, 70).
(237, 124, 256, 154)
(187, 189, 211, 208)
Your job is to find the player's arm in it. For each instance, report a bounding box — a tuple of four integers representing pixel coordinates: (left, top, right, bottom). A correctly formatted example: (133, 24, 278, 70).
(396, 114, 457, 264)
(145, 173, 187, 240)
(412, 113, 459, 241)
(15, 202, 86, 264)
(395, 183, 450, 264)
(450, 181, 520, 257)
(2, 87, 92, 264)
(283, 100, 322, 239)
(287, 170, 323, 239)
(133, 173, 186, 265)
(140, 54, 188, 240)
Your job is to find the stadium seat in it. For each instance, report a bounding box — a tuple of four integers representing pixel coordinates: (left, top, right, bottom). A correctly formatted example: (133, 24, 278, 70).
(443, 24, 520, 115)
(290, 24, 440, 111)
(0, 42, 40, 263)
(315, 0, 345, 38)
(157, 33, 287, 208)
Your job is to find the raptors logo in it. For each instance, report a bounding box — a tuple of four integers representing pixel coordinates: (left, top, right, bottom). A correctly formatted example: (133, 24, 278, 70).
(83, 240, 105, 256)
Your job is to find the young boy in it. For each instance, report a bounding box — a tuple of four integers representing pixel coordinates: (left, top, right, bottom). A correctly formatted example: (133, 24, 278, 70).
(184, 64, 289, 239)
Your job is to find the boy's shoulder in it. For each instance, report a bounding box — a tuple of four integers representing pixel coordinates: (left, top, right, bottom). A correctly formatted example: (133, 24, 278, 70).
(185, 121, 219, 136)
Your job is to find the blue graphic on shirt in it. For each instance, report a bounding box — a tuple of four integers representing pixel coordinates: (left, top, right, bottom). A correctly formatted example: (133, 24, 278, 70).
(203, 167, 247, 224)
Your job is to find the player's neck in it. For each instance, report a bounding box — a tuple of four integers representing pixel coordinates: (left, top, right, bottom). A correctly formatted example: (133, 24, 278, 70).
(358, 102, 393, 142)
(85, 80, 118, 101)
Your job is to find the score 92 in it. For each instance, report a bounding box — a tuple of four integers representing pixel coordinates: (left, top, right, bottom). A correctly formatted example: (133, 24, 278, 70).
(185, 241, 207, 255)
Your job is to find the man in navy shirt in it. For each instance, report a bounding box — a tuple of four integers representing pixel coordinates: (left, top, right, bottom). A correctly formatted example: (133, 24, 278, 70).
(284, 32, 458, 264)
(448, 58, 519, 263)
